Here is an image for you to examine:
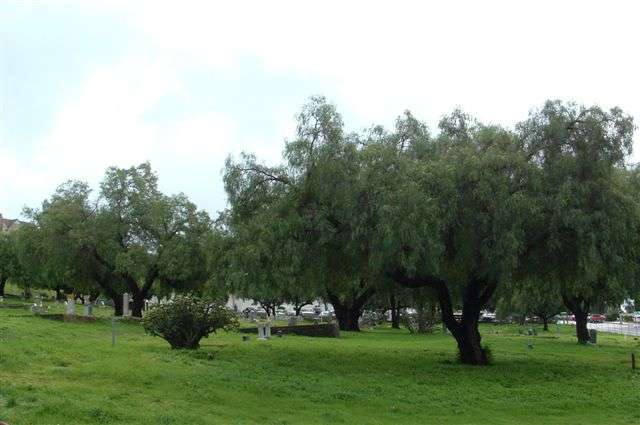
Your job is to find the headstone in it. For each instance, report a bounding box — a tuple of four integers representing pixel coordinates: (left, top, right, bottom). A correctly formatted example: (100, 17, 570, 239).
(257, 323, 271, 339)
(66, 294, 76, 316)
(84, 301, 93, 317)
(31, 295, 45, 315)
(122, 293, 130, 317)
(589, 329, 597, 344)
(249, 310, 257, 323)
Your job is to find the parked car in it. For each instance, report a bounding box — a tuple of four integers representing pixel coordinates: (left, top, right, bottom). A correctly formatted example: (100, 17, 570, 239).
(300, 306, 317, 319)
(319, 310, 335, 320)
(480, 311, 497, 323)
(633, 312, 640, 323)
(242, 306, 257, 318)
(589, 313, 606, 323)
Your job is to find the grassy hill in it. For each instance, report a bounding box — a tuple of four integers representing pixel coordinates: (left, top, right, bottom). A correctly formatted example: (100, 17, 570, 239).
(1, 297, 639, 424)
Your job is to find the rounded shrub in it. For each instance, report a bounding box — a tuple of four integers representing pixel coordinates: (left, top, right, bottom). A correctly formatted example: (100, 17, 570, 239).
(142, 296, 239, 349)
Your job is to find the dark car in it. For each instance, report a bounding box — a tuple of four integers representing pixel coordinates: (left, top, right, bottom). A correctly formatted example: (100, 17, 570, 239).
(589, 313, 606, 323)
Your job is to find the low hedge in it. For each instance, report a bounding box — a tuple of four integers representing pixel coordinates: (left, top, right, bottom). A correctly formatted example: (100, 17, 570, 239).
(240, 323, 339, 338)
(38, 314, 97, 322)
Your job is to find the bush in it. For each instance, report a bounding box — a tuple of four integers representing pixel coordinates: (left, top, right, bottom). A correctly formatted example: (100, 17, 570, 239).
(142, 296, 238, 349)
(605, 312, 619, 321)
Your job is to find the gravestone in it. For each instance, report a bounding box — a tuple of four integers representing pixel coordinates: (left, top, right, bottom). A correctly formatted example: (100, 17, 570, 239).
(249, 309, 257, 323)
(65, 294, 76, 316)
(257, 323, 271, 339)
(589, 329, 597, 344)
(122, 293, 130, 317)
(84, 300, 93, 317)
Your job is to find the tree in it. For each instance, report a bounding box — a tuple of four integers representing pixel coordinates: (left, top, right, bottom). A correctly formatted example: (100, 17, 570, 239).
(387, 110, 533, 364)
(23, 181, 105, 301)
(497, 279, 563, 331)
(90, 163, 212, 316)
(23, 164, 212, 317)
(224, 97, 383, 331)
(142, 296, 238, 349)
(517, 101, 640, 343)
(0, 232, 19, 297)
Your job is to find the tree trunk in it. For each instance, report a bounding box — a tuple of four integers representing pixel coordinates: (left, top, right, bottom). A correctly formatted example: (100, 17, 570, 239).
(0, 276, 6, 297)
(392, 271, 496, 366)
(574, 310, 590, 344)
(111, 295, 123, 316)
(391, 308, 400, 329)
(390, 294, 400, 329)
(325, 286, 375, 332)
(562, 293, 590, 344)
(89, 290, 100, 303)
(542, 316, 549, 331)
(132, 291, 146, 317)
(452, 320, 487, 365)
(55, 287, 65, 301)
(333, 303, 361, 331)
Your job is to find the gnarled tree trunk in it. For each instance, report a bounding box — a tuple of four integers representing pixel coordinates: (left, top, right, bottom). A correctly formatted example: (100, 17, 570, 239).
(333, 303, 362, 331)
(393, 271, 496, 366)
(389, 294, 401, 329)
(0, 276, 6, 297)
(111, 295, 123, 316)
(326, 285, 375, 332)
(562, 293, 590, 344)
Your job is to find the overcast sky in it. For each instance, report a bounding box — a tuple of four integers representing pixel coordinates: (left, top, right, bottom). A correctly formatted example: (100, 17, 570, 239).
(2, 0, 639, 219)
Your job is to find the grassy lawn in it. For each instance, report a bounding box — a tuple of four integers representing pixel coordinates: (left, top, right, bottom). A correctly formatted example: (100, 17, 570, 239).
(1, 298, 640, 424)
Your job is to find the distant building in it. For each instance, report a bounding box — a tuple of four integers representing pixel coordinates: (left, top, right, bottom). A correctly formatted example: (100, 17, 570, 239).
(0, 213, 26, 233)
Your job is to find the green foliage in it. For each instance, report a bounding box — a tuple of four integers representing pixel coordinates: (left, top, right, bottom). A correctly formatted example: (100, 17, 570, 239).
(517, 100, 639, 340)
(497, 279, 563, 325)
(142, 295, 238, 349)
(20, 163, 213, 315)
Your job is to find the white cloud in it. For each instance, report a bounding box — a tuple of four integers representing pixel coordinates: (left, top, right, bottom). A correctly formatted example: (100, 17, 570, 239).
(3, 0, 640, 217)
(113, 0, 640, 125)
(3, 58, 243, 215)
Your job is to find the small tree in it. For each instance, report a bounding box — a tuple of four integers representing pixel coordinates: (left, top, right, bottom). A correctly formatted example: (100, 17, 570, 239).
(497, 279, 563, 331)
(142, 296, 238, 349)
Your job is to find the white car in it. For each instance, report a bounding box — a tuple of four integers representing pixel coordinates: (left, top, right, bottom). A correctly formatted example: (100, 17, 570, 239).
(633, 312, 640, 323)
(300, 306, 317, 319)
(319, 310, 335, 319)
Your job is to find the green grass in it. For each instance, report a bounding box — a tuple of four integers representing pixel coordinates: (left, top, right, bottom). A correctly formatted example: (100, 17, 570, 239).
(1, 298, 639, 424)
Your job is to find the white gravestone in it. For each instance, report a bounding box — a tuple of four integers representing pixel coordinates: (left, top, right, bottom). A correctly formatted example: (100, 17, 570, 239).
(257, 323, 271, 339)
(122, 293, 130, 317)
(66, 295, 76, 316)
(84, 300, 93, 317)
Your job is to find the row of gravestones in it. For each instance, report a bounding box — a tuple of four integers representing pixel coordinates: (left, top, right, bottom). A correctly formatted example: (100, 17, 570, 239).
(63, 294, 94, 317)
(62, 293, 157, 318)
(61, 293, 162, 317)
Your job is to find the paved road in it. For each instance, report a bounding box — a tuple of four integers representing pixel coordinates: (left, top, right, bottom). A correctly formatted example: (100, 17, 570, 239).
(587, 321, 640, 337)
(559, 320, 640, 336)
